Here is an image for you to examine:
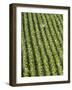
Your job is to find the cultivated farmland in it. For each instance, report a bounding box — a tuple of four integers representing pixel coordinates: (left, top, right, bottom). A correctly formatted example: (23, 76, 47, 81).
(21, 13, 63, 77)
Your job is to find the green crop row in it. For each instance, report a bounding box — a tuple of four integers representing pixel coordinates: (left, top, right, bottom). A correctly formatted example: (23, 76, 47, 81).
(21, 12, 63, 77)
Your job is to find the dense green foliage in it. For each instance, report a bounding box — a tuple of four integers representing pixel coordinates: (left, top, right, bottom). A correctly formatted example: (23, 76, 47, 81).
(21, 13, 63, 77)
